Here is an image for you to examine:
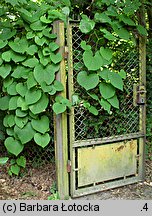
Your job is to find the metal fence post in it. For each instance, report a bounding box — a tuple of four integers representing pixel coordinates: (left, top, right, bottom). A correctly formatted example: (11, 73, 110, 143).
(53, 20, 69, 199)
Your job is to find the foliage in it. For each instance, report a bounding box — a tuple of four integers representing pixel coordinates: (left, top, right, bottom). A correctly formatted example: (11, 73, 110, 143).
(0, 0, 149, 169)
(0, 0, 71, 162)
(48, 182, 60, 200)
(74, 0, 147, 114)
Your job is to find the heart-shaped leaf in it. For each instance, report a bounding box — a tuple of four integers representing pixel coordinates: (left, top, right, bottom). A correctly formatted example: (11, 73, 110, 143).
(108, 72, 123, 91)
(10, 164, 20, 175)
(0, 96, 10, 110)
(83, 50, 103, 71)
(0, 40, 7, 49)
(77, 71, 99, 91)
(100, 47, 113, 61)
(31, 116, 49, 134)
(9, 37, 28, 54)
(16, 156, 26, 168)
(17, 97, 28, 111)
(99, 82, 115, 99)
(9, 96, 19, 110)
(11, 66, 30, 79)
(53, 102, 66, 114)
(27, 72, 37, 89)
(0, 157, 9, 165)
(4, 137, 23, 156)
(100, 98, 111, 113)
(34, 64, 55, 85)
(16, 83, 27, 97)
(14, 122, 35, 144)
(7, 82, 18, 95)
(25, 88, 42, 105)
(0, 64, 11, 78)
(15, 116, 28, 129)
(79, 15, 95, 34)
(22, 58, 39, 68)
(29, 93, 49, 114)
(26, 45, 38, 55)
(50, 52, 62, 64)
(107, 94, 119, 109)
(3, 114, 15, 127)
(16, 109, 27, 117)
(34, 133, 50, 148)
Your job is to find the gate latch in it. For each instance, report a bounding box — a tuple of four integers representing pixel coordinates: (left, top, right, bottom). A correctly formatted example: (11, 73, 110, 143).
(133, 84, 146, 106)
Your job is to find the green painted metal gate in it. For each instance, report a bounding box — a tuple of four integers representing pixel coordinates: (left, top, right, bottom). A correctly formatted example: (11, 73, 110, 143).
(54, 21, 146, 199)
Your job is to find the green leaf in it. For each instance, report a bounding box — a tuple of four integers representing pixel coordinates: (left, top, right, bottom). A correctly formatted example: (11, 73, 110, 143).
(83, 50, 103, 70)
(11, 52, 26, 63)
(11, 164, 20, 175)
(99, 82, 115, 99)
(77, 71, 99, 91)
(108, 72, 123, 90)
(35, 36, 46, 46)
(88, 106, 98, 116)
(100, 98, 111, 113)
(16, 156, 26, 168)
(79, 15, 95, 34)
(11, 66, 30, 79)
(87, 93, 99, 101)
(26, 45, 38, 55)
(0, 28, 16, 40)
(0, 40, 7, 49)
(27, 73, 37, 89)
(2, 50, 11, 62)
(29, 93, 49, 114)
(34, 64, 55, 85)
(22, 58, 39, 68)
(99, 68, 110, 81)
(9, 38, 28, 54)
(100, 47, 113, 61)
(0, 157, 9, 165)
(80, 41, 91, 51)
(3, 114, 15, 127)
(114, 28, 130, 40)
(4, 137, 23, 156)
(118, 69, 126, 79)
(119, 14, 135, 26)
(62, 6, 70, 16)
(53, 102, 66, 114)
(0, 64, 11, 78)
(14, 122, 35, 144)
(0, 96, 10, 110)
(16, 83, 27, 97)
(9, 96, 19, 110)
(34, 133, 50, 148)
(3, 77, 13, 88)
(16, 109, 27, 118)
(30, 20, 46, 31)
(53, 80, 64, 91)
(50, 52, 62, 64)
(107, 94, 119, 109)
(137, 25, 147, 36)
(95, 12, 111, 23)
(25, 88, 42, 105)
(100, 28, 117, 41)
(49, 42, 59, 52)
(7, 82, 18, 95)
(17, 97, 28, 111)
(31, 116, 49, 134)
(40, 16, 52, 24)
(15, 116, 28, 129)
(26, 32, 35, 40)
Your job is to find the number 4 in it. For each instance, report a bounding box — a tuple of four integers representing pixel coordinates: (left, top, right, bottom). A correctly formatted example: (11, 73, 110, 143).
(143, 203, 148, 211)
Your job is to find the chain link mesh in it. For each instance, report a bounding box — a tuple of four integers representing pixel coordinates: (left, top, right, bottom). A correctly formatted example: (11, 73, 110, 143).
(71, 25, 140, 141)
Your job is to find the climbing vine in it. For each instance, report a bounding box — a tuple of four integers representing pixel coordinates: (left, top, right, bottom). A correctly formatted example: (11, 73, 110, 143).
(0, 0, 147, 174)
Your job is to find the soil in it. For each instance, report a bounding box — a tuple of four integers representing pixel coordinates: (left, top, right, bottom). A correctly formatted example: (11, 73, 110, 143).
(0, 160, 152, 200)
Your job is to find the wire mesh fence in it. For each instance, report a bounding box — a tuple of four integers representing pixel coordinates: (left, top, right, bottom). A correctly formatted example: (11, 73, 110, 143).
(71, 24, 140, 141)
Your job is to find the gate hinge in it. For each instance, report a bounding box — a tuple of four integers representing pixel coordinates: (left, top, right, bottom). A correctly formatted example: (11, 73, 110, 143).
(67, 160, 71, 173)
(64, 46, 69, 60)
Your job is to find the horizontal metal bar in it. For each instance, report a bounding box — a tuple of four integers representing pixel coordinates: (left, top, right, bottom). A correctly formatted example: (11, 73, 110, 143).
(73, 133, 144, 148)
(71, 176, 140, 198)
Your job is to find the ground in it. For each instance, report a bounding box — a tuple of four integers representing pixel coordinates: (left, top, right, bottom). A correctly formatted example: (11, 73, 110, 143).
(0, 160, 152, 200)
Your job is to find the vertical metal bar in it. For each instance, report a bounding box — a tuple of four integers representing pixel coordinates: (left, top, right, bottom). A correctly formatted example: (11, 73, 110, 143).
(138, 31, 146, 180)
(67, 21, 76, 197)
(53, 21, 69, 199)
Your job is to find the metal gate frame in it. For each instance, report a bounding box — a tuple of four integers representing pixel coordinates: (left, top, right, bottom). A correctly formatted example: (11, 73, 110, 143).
(53, 20, 146, 199)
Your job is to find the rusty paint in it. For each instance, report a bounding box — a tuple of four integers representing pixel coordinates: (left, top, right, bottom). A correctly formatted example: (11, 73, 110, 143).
(115, 145, 125, 152)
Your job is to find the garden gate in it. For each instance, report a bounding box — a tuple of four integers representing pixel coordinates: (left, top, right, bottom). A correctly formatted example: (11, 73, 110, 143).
(54, 21, 146, 199)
